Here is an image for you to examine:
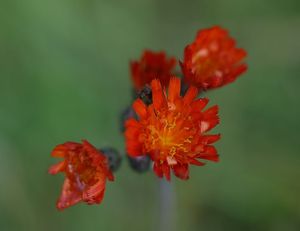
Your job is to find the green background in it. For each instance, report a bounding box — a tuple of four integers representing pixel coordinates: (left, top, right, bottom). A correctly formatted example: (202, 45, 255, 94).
(0, 0, 299, 230)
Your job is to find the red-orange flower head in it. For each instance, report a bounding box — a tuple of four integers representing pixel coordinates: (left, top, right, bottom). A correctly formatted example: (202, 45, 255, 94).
(130, 50, 177, 91)
(125, 77, 220, 180)
(181, 26, 247, 90)
(48, 140, 114, 210)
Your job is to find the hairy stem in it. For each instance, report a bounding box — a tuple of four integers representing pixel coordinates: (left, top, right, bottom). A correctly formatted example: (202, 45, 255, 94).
(158, 179, 177, 231)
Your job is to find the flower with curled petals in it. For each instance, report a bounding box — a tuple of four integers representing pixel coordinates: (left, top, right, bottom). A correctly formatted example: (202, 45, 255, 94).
(48, 140, 114, 210)
(130, 50, 177, 91)
(181, 26, 247, 90)
(125, 77, 220, 180)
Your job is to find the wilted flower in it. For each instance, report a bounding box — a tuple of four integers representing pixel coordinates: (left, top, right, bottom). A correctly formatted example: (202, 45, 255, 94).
(48, 140, 114, 210)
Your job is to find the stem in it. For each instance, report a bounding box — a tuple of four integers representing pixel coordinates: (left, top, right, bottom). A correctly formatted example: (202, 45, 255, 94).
(158, 179, 176, 231)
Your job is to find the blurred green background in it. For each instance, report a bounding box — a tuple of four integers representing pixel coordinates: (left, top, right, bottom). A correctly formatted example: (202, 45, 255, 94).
(1, 0, 299, 230)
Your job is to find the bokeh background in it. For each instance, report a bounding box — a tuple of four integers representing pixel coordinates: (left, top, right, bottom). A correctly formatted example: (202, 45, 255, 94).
(1, 0, 299, 230)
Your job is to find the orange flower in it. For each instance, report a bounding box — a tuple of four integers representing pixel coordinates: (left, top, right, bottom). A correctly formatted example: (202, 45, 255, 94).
(130, 50, 177, 91)
(125, 77, 220, 180)
(48, 140, 114, 210)
(181, 26, 247, 90)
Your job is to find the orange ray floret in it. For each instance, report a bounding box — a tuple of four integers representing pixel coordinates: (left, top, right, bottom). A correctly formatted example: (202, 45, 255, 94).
(181, 26, 247, 90)
(48, 140, 114, 210)
(125, 77, 220, 180)
(130, 50, 177, 91)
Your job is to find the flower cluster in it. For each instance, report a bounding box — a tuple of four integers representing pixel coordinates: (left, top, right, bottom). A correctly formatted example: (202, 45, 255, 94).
(49, 26, 247, 210)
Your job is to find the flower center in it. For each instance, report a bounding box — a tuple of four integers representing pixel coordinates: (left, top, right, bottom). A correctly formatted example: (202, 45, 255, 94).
(66, 153, 98, 190)
(143, 109, 196, 163)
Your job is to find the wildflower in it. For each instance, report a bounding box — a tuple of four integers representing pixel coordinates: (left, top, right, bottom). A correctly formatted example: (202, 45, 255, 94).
(48, 140, 114, 210)
(130, 50, 177, 91)
(125, 77, 220, 180)
(181, 26, 247, 90)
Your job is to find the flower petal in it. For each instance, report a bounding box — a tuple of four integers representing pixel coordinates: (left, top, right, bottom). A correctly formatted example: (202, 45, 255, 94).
(56, 179, 82, 211)
(48, 161, 65, 175)
(151, 79, 167, 110)
(183, 86, 198, 105)
(133, 99, 148, 119)
(173, 164, 189, 180)
(83, 179, 106, 205)
(168, 77, 181, 103)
